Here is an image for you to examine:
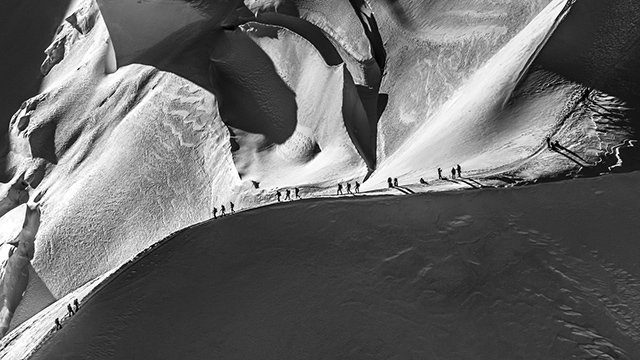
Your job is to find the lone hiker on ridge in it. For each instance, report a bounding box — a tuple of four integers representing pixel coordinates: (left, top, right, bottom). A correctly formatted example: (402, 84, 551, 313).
(337, 183, 343, 195)
(438, 167, 442, 179)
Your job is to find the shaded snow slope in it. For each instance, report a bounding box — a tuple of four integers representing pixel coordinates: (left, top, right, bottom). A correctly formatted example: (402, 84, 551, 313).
(0, 0, 638, 342)
(21, 172, 640, 359)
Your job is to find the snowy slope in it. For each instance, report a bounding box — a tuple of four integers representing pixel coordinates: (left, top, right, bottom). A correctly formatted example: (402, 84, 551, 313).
(0, 0, 638, 353)
(17, 171, 640, 359)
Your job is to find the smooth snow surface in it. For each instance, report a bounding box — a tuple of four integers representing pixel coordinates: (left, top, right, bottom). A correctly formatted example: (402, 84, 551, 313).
(26, 172, 640, 359)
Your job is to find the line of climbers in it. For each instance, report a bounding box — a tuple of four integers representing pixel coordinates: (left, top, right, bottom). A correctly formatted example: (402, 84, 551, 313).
(54, 299, 80, 331)
(212, 202, 235, 219)
(336, 181, 360, 195)
(276, 188, 302, 202)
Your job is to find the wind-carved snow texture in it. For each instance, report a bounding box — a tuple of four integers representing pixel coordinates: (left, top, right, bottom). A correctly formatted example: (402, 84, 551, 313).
(0, 0, 639, 353)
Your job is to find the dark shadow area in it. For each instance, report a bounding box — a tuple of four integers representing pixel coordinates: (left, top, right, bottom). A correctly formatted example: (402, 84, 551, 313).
(254, 13, 343, 66)
(0, 0, 72, 141)
(551, 145, 587, 167)
(459, 177, 484, 188)
(346, 0, 387, 70)
(393, 185, 415, 195)
(444, 178, 479, 189)
(208, 29, 297, 144)
(9, 264, 57, 333)
(535, 0, 640, 127)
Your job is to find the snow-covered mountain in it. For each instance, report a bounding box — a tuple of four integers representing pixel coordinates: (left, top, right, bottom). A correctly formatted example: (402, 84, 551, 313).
(0, 0, 638, 358)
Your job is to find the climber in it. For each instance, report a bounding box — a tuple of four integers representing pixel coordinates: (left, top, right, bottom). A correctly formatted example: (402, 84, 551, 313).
(212, 207, 217, 219)
(456, 164, 461, 178)
(346, 183, 352, 194)
(451, 167, 456, 179)
(337, 183, 343, 195)
(220, 205, 226, 216)
(230, 202, 235, 214)
(387, 177, 393, 188)
(276, 190, 281, 202)
(437, 168, 442, 180)
(284, 189, 291, 201)
(295, 187, 301, 199)
(393, 178, 398, 187)
(73, 299, 80, 312)
(55, 318, 62, 330)
(354, 181, 360, 193)
(67, 304, 75, 317)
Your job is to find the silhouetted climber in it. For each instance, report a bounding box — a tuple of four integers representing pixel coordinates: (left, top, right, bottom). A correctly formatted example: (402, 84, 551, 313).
(295, 187, 301, 199)
(456, 164, 461, 178)
(55, 318, 62, 330)
(212, 207, 217, 219)
(337, 183, 343, 195)
(437, 168, 442, 179)
(251, 180, 260, 189)
(73, 299, 79, 312)
(284, 189, 291, 201)
(220, 205, 226, 216)
(451, 168, 456, 179)
(276, 191, 281, 202)
(67, 304, 75, 316)
(354, 181, 360, 193)
(388, 177, 393, 188)
(346, 183, 352, 194)
(546, 137, 552, 149)
(553, 140, 560, 150)
(230, 202, 235, 214)
(420, 178, 427, 184)
(393, 178, 398, 187)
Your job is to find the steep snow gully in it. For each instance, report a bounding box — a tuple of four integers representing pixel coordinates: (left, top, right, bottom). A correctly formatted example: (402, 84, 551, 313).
(0, 0, 640, 357)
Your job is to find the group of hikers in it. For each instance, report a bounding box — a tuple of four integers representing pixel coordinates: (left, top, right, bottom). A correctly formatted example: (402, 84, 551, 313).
(437, 164, 463, 180)
(276, 188, 302, 201)
(336, 181, 360, 195)
(213, 202, 235, 219)
(54, 299, 80, 330)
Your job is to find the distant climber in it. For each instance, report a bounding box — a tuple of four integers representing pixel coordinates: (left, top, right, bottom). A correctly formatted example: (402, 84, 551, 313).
(420, 178, 427, 185)
(346, 183, 352, 194)
(546, 137, 552, 149)
(451, 168, 456, 179)
(456, 164, 461, 178)
(55, 318, 62, 330)
(553, 140, 560, 150)
(393, 178, 398, 187)
(295, 187, 301, 199)
(337, 183, 343, 195)
(73, 299, 80, 312)
(387, 177, 393, 188)
(284, 189, 291, 201)
(437, 168, 442, 179)
(230, 202, 235, 214)
(220, 205, 226, 216)
(354, 181, 360, 193)
(67, 304, 75, 316)
(251, 180, 260, 189)
(276, 190, 281, 202)
(212, 207, 217, 219)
